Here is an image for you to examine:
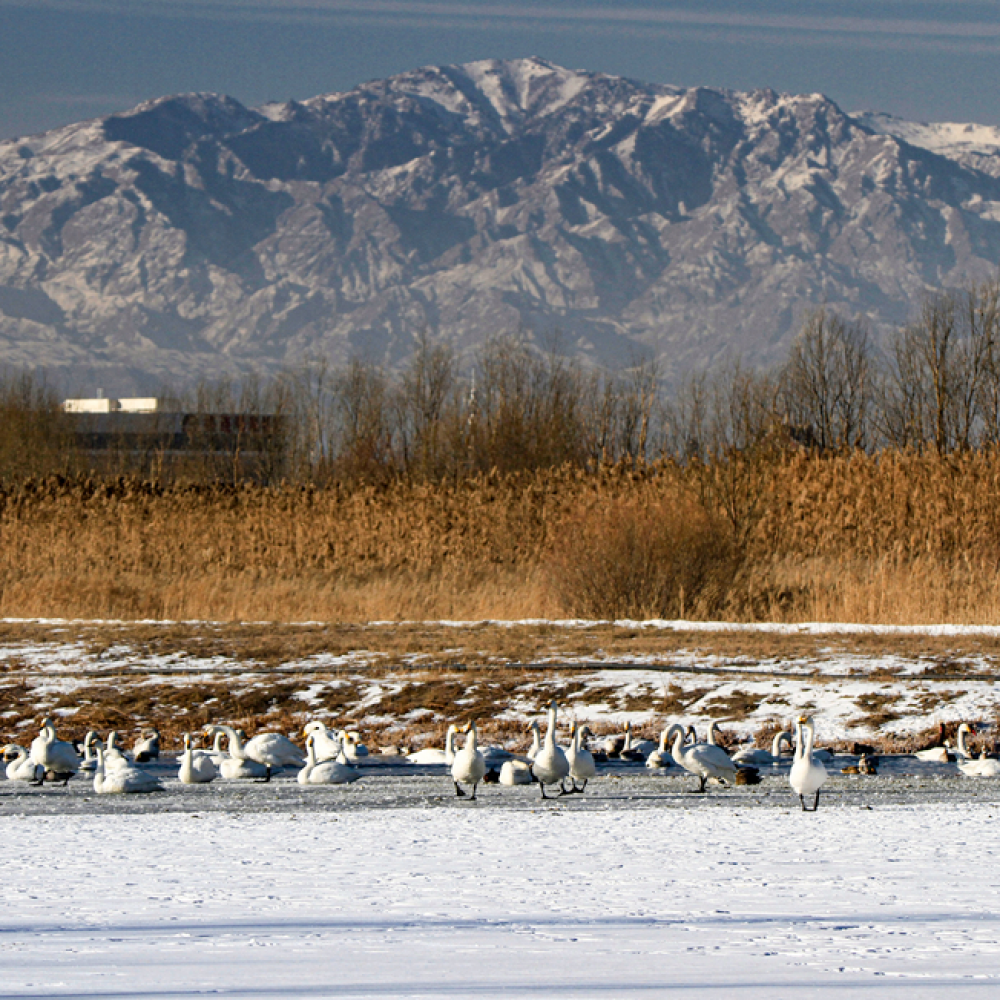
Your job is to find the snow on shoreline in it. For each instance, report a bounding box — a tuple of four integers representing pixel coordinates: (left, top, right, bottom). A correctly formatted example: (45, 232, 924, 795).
(2, 804, 999, 998)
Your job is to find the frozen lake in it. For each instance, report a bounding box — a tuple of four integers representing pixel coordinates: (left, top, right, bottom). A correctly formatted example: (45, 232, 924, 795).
(2, 765, 1000, 998)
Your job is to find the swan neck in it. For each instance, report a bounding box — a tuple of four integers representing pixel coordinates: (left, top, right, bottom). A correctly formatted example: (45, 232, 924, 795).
(801, 720, 815, 757)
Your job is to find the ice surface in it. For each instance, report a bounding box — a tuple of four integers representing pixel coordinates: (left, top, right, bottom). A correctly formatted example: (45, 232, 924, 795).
(2, 794, 1000, 998)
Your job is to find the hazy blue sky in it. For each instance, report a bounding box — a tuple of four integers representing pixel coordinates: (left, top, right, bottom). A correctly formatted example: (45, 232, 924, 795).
(3, 0, 1000, 140)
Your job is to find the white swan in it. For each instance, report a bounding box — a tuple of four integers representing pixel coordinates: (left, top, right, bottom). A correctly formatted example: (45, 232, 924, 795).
(531, 701, 570, 799)
(337, 730, 369, 758)
(526, 720, 542, 761)
(618, 721, 656, 760)
(913, 722, 958, 762)
(3, 744, 43, 783)
(407, 725, 460, 765)
(29, 718, 79, 781)
(178, 733, 218, 784)
(103, 731, 131, 773)
(789, 715, 828, 811)
(706, 722, 728, 751)
(565, 722, 596, 793)
(958, 750, 1000, 777)
(732, 730, 793, 766)
(451, 721, 487, 799)
(204, 729, 229, 766)
(243, 731, 304, 769)
(499, 759, 533, 785)
(302, 722, 341, 761)
(298, 734, 362, 785)
(208, 726, 271, 781)
(647, 724, 684, 768)
(955, 723, 974, 760)
(93, 745, 163, 794)
(78, 731, 100, 773)
(671, 725, 738, 792)
(133, 729, 160, 762)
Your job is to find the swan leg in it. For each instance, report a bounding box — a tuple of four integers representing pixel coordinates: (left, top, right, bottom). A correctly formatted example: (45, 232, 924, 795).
(539, 781, 549, 800)
(690, 775, 707, 794)
(799, 794, 807, 811)
(574, 779, 587, 794)
(558, 779, 572, 796)
(469, 783, 478, 802)
(813, 790, 821, 811)
(454, 781, 466, 798)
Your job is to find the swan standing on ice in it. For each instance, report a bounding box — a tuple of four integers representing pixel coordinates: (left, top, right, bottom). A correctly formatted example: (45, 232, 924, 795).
(407, 725, 460, 765)
(451, 721, 487, 800)
(93, 745, 163, 794)
(789, 715, 828, 811)
(298, 734, 361, 785)
(3, 745, 43, 783)
(565, 722, 596, 793)
(671, 725, 738, 793)
(530, 701, 570, 799)
(29, 718, 78, 784)
(243, 731, 304, 769)
(178, 733, 218, 784)
(647, 724, 685, 768)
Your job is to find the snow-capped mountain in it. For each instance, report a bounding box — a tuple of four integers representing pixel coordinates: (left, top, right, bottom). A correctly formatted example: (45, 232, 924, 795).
(3, 57, 1000, 392)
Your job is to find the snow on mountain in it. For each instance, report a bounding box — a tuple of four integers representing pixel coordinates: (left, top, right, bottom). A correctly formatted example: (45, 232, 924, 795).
(3, 57, 1000, 393)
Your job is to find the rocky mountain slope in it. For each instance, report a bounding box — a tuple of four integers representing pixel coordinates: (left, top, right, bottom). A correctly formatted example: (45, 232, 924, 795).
(3, 57, 1000, 393)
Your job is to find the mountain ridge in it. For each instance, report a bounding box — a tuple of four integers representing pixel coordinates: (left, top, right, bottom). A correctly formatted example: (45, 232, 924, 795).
(2, 57, 999, 394)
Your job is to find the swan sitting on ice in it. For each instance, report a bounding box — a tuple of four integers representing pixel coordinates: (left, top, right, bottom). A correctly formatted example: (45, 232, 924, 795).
(206, 726, 272, 781)
(565, 722, 596, 793)
(732, 730, 793, 766)
(29, 718, 78, 783)
(647, 724, 685, 768)
(3, 744, 43, 783)
(451, 721, 487, 799)
(531, 701, 570, 800)
(958, 748, 1000, 777)
(407, 725, 460, 765)
(298, 734, 361, 785)
(499, 759, 533, 785)
(302, 722, 341, 762)
(671, 725, 738, 793)
(178, 733, 218, 784)
(102, 731, 131, 773)
(789, 715, 828, 811)
(93, 745, 163, 794)
(133, 729, 160, 762)
(78, 732, 101, 773)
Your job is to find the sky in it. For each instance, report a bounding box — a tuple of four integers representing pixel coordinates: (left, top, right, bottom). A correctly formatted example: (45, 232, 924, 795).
(3, 0, 1000, 141)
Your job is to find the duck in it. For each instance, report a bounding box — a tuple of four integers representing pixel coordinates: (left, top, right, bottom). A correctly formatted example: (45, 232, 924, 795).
(958, 751, 1000, 777)
(178, 733, 218, 784)
(531, 701, 570, 799)
(735, 766, 761, 785)
(565, 722, 596, 793)
(406, 725, 460, 765)
(789, 715, 828, 811)
(732, 730, 793, 766)
(302, 722, 341, 762)
(298, 733, 361, 785)
(646, 724, 685, 768)
(671, 725, 738, 793)
(499, 759, 534, 785)
(451, 721, 487, 800)
(133, 729, 160, 762)
(29, 718, 78, 783)
(3, 744, 43, 783)
(207, 726, 272, 781)
(93, 745, 163, 794)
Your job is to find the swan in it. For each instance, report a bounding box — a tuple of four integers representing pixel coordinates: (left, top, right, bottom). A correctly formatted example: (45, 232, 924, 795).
(207, 726, 271, 781)
(302, 722, 342, 761)
(789, 715, 828, 811)
(619, 721, 656, 760)
(647, 724, 685, 768)
(337, 730, 369, 758)
(530, 701, 570, 799)
(298, 734, 361, 785)
(407, 725, 460, 765)
(178, 733, 218, 784)
(499, 759, 533, 785)
(29, 718, 78, 781)
(914, 721, 954, 762)
(732, 730, 793, 766)
(242, 731, 304, 769)
(103, 731, 131, 773)
(565, 722, 596, 793)
(133, 729, 160, 762)
(955, 723, 975, 760)
(204, 729, 229, 767)
(706, 722, 729, 751)
(78, 732, 101, 773)
(451, 721, 487, 799)
(671, 725, 738, 793)
(526, 721, 542, 760)
(3, 744, 43, 783)
(93, 745, 163, 794)
(958, 750, 1000, 777)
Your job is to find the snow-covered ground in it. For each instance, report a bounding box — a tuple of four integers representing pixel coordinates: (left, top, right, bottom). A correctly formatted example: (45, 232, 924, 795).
(2, 802, 999, 998)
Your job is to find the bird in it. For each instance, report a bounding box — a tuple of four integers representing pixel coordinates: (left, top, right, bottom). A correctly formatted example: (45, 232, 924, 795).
(913, 721, 953, 762)
(406, 724, 460, 765)
(29, 718, 78, 784)
(499, 759, 534, 785)
(789, 715, 828, 811)
(204, 729, 229, 767)
(565, 722, 596, 793)
(525, 720, 542, 760)
(93, 745, 163, 794)
(735, 766, 761, 785)
(298, 733, 361, 784)
(302, 722, 341, 762)
(77, 731, 101, 773)
(620, 721, 656, 760)
(706, 722, 729, 751)
(958, 751, 1000, 777)
(3, 744, 43, 783)
(178, 733, 218, 784)
(337, 730, 369, 759)
(531, 701, 570, 799)
(103, 731, 131, 773)
(451, 721, 487, 800)
(955, 723, 975, 760)
(206, 726, 272, 781)
(647, 724, 684, 768)
(671, 725, 738, 792)
(242, 731, 304, 769)
(732, 730, 793, 766)
(133, 729, 160, 762)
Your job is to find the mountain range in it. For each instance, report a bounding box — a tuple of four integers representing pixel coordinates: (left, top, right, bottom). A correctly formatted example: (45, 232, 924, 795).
(3, 56, 1000, 394)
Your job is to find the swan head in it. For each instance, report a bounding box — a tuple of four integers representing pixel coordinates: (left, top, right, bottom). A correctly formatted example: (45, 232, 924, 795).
(303, 721, 325, 736)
